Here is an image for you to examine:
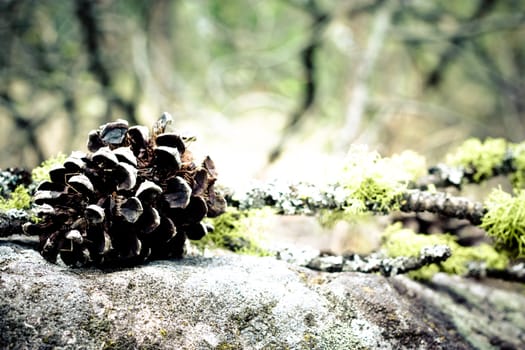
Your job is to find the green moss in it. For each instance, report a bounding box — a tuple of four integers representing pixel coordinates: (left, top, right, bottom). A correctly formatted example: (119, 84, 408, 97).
(196, 208, 271, 256)
(0, 185, 32, 210)
(339, 147, 424, 216)
(215, 342, 240, 350)
(382, 224, 509, 280)
(31, 152, 67, 183)
(389, 150, 428, 180)
(318, 149, 425, 227)
(481, 188, 525, 258)
(446, 138, 507, 182)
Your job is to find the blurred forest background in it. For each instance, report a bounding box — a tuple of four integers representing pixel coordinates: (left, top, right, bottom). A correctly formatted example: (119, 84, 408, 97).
(1, 0, 525, 187)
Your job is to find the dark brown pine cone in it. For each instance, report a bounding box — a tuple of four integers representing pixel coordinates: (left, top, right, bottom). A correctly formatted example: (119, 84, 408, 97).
(24, 113, 226, 267)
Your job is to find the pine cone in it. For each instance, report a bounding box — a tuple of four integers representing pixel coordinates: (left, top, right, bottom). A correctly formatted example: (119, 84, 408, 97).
(24, 113, 226, 267)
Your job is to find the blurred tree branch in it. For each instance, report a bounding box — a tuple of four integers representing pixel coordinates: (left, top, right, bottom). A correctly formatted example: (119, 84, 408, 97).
(397, 12, 525, 44)
(75, 0, 139, 125)
(268, 0, 329, 163)
(338, 0, 395, 151)
(423, 0, 498, 89)
(0, 93, 47, 163)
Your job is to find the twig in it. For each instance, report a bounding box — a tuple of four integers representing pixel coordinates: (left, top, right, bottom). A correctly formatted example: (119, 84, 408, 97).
(466, 262, 525, 284)
(400, 189, 486, 225)
(0, 209, 33, 237)
(227, 181, 348, 215)
(306, 245, 452, 276)
(415, 149, 515, 190)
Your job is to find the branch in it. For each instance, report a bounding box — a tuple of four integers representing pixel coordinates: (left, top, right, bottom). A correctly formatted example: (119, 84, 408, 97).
(338, 0, 395, 150)
(75, 0, 110, 87)
(268, 0, 329, 163)
(227, 181, 486, 225)
(415, 162, 514, 190)
(422, 0, 498, 89)
(227, 181, 347, 215)
(414, 138, 522, 190)
(400, 189, 486, 225)
(0, 92, 50, 163)
(396, 13, 525, 45)
(75, 0, 139, 125)
(0, 209, 33, 237)
(306, 245, 452, 276)
(466, 262, 525, 284)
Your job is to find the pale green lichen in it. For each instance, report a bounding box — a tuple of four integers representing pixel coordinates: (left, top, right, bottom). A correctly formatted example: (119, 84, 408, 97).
(481, 188, 525, 258)
(0, 185, 32, 210)
(339, 146, 424, 215)
(31, 153, 67, 184)
(318, 148, 425, 227)
(196, 208, 271, 256)
(389, 150, 428, 180)
(446, 138, 507, 182)
(382, 223, 509, 280)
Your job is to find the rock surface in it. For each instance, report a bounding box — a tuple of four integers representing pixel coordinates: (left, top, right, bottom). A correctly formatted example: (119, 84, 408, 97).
(1, 239, 525, 349)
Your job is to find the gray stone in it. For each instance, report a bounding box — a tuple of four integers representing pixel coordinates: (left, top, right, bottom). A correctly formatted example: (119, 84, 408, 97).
(1, 240, 525, 349)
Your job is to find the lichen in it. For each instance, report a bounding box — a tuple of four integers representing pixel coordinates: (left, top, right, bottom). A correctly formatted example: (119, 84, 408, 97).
(382, 223, 509, 280)
(337, 146, 424, 217)
(481, 188, 525, 258)
(389, 150, 428, 180)
(215, 342, 239, 350)
(0, 185, 32, 210)
(31, 152, 67, 184)
(446, 138, 507, 182)
(196, 208, 271, 256)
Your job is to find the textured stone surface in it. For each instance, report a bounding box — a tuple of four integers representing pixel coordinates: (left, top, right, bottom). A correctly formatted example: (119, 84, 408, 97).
(1, 239, 525, 349)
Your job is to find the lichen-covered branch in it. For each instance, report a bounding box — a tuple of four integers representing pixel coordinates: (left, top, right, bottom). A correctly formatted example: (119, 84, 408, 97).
(227, 181, 486, 225)
(415, 162, 513, 190)
(466, 262, 525, 284)
(306, 245, 452, 276)
(0, 209, 33, 237)
(400, 189, 486, 225)
(227, 181, 349, 215)
(416, 138, 525, 189)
